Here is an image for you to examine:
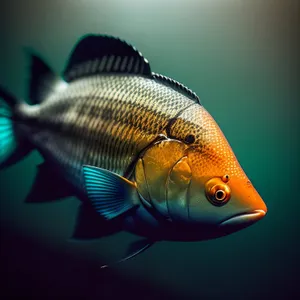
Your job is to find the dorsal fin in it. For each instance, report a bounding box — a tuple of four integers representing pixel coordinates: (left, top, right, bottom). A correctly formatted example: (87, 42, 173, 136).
(63, 35, 152, 82)
(152, 73, 201, 104)
(28, 52, 66, 104)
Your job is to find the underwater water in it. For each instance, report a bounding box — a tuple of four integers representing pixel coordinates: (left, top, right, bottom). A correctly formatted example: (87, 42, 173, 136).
(0, 1, 299, 299)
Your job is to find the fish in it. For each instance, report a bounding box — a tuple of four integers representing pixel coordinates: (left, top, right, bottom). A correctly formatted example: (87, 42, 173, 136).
(0, 34, 267, 266)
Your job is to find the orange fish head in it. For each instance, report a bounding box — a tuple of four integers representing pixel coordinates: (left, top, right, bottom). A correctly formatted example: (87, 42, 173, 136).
(166, 152, 267, 238)
(166, 105, 267, 237)
(185, 171, 267, 234)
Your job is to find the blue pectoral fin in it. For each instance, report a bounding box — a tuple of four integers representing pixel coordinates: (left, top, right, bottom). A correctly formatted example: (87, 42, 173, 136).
(82, 165, 137, 220)
(25, 163, 74, 203)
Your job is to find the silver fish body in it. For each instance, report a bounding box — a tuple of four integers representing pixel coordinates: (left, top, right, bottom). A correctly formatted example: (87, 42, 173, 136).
(17, 75, 196, 196)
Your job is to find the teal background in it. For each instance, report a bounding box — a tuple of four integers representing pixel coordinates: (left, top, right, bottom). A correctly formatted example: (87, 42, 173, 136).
(0, 1, 299, 299)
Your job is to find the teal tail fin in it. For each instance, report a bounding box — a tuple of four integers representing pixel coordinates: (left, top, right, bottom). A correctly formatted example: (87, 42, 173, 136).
(0, 86, 30, 169)
(0, 51, 64, 169)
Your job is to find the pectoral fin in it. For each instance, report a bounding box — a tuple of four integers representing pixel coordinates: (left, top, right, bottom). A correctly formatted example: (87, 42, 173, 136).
(82, 165, 138, 220)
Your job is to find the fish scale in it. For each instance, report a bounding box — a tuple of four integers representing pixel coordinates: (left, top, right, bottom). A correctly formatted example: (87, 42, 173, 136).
(18, 75, 194, 193)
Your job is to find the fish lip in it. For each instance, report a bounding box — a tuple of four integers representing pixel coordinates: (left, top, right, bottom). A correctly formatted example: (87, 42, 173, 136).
(219, 209, 266, 228)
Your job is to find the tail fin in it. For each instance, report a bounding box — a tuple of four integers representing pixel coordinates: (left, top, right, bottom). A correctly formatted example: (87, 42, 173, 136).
(0, 86, 31, 169)
(0, 51, 66, 169)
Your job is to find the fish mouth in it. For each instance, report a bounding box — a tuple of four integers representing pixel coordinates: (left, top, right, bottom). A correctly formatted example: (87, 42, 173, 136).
(219, 209, 266, 230)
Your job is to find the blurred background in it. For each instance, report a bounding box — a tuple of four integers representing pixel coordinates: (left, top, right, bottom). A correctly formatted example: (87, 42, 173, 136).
(0, 1, 299, 299)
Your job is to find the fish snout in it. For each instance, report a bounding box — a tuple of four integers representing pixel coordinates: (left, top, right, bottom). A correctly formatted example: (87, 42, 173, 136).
(218, 177, 267, 231)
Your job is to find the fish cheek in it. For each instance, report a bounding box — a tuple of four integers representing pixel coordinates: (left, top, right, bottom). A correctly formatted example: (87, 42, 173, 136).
(167, 156, 191, 222)
(188, 177, 245, 226)
(186, 177, 224, 225)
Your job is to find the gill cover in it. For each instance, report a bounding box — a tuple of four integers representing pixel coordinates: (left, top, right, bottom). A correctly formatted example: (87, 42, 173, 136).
(135, 139, 188, 219)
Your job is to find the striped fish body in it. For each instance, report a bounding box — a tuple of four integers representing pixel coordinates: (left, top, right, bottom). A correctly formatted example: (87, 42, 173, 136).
(17, 75, 196, 197)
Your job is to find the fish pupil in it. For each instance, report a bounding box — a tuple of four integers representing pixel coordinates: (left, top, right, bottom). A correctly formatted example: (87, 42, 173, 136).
(216, 190, 225, 201)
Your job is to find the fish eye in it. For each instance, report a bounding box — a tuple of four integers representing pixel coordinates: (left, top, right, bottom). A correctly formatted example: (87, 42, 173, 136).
(184, 134, 195, 144)
(205, 178, 231, 206)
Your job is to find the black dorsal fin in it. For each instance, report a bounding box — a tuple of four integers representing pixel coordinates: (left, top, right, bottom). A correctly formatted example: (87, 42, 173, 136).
(28, 52, 65, 104)
(63, 35, 152, 82)
(152, 73, 201, 104)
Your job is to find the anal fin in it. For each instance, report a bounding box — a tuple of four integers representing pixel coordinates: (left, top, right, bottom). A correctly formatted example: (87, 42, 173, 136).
(71, 204, 122, 240)
(25, 163, 73, 203)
